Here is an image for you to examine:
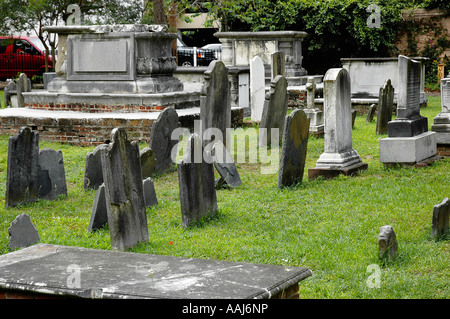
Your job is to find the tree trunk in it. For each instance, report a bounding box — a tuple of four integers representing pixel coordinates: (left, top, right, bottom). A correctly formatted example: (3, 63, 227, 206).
(153, 0, 167, 25)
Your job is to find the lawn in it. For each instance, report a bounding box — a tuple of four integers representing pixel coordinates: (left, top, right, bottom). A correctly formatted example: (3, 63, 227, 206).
(0, 95, 448, 299)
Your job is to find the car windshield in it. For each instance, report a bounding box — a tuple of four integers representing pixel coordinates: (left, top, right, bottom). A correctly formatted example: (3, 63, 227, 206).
(27, 37, 45, 53)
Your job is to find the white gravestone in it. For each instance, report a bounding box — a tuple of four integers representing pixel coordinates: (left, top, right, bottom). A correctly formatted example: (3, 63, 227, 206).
(250, 56, 265, 122)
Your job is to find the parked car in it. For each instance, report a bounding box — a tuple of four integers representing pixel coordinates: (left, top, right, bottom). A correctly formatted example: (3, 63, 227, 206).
(176, 38, 216, 67)
(0, 36, 53, 80)
(201, 43, 222, 60)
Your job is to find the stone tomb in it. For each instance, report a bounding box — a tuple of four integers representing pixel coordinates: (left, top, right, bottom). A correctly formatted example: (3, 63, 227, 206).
(431, 197, 449, 240)
(432, 73, 450, 153)
(8, 214, 40, 249)
(37, 148, 68, 200)
(376, 79, 394, 135)
(308, 68, 367, 180)
(250, 56, 265, 122)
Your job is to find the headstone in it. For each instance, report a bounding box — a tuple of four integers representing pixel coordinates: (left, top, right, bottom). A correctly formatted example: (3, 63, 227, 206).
(250, 56, 266, 122)
(16, 73, 31, 108)
(8, 214, 40, 249)
(259, 75, 289, 147)
(149, 107, 179, 174)
(140, 147, 156, 179)
(376, 79, 394, 135)
(278, 109, 310, 188)
(271, 51, 285, 79)
(366, 104, 376, 123)
(211, 140, 242, 189)
(378, 225, 398, 261)
(352, 109, 357, 128)
(431, 198, 449, 240)
(88, 184, 108, 232)
(101, 128, 149, 250)
(4, 80, 17, 107)
(303, 76, 324, 135)
(431, 74, 450, 145)
(143, 177, 158, 207)
(308, 68, 367, 180)
(200, 60, 231, 148)
(84, 143, 109, 190)
(5, 127, 40, 208)
(178, 134, 217, 228)
(37, 148, 67, 200)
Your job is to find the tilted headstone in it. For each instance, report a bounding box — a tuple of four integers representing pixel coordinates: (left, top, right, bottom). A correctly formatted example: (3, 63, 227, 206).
(259, 75, 289, 147)
(37, 148, 67, 200)
(8, 213, 40, 249)
(271, 51, 285, 79)
(17, 73, 32, 108)
(149, 107, 179, 174)
(200, 60, 231, 148)
(101, 128, 149, 250)
(366, 104, 376, 123)
(88, 184, 108, 232)
(84, 143, 109, 190)
(376, 79, 394, 135)
(431, 74, 450, 144)
(431, 198, 449, 240)
(250, 56, 266, 122)
(178, 134, 217, 228)
(143, 177, 158, 208)
(5, 127, 39, 208)
(378, 225, 398, 261)
(211, 140, 242, 189)
(304, 76, 324, 135)
(140, 147, 156, 179)
(278, 109, 310, 188)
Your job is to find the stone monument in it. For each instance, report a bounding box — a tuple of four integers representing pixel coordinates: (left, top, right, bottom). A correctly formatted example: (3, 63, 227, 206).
(376, 79, 394, 135)
(431, 72, 450, 155)
(431, 198, 449, 240)
(250, 56, 265, 122)
(37, 148, 68, 200)
(378, 225, 398, 261)
(8, 214, 40, 249)
(303, 76, 324, 135)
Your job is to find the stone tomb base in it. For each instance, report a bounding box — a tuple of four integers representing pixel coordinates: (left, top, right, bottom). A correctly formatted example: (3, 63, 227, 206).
(0, 244, 312, 299)
(380, 131, 437, 164)
(308, 162, 368, 181)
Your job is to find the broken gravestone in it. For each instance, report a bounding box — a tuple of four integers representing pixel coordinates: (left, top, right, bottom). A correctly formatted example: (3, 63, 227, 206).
(84, 143, 109, 190)
(211, 140, 242, 189)
(143, 177, 158, 207)
(101, 128, 149, 250)
(431, 197, 450, 240)
(376, 79, 394, 135)
(37, 148, 67, 200)
(5, 127, 40, 208)
(8, 213, 40, 249)
(88, 184, 108, 232)
(378, 225, 398, 261)
(140, 147, 156, 179)
(366, 104, 377, 123)
(278, 109, 310, 188)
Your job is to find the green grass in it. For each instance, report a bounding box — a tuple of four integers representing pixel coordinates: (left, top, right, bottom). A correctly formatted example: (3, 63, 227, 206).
(0, 95, 449, 299)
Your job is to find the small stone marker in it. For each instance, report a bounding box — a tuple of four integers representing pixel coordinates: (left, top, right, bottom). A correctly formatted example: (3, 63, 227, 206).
(5, 127, 40, 208)
(431, 198, 450, 240)
(149, 107, 179, 174)
(352, 109, 357, 128)
(140, 147, 156, 179)
(4, 80, 17, 107)
(211, 141, 242, 189)
(88, 184, 108, 232)
(366, 104, 377, 123)
(143, 177, 158, 208)
(278, 109, 310, 188)
(250, 56, 265, 122)
(304, 76, 324, 136)
(37, 148, 67, 200)
(271, 51, 285, 79)
(178, 134, 217, 228)
(17, 73, 32, 108)
(376, 79, 394, 135)
(431, 73, 450, 145)
(101, 128, 149, 251)
(259, 75, 289, 147)
(8, 214, 40, 249)
(84, 143, 109, 190)
(378, 225, 398, 261)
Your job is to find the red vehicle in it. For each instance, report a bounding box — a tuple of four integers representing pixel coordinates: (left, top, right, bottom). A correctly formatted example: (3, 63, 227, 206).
(0, 36, 53, 80)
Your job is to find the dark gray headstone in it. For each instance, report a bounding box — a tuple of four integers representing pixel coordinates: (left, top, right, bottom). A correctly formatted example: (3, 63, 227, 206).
(140, 147, 156, 179)
(378, 225, 398, 261)
(84, 143, 108, 190)
(178, 134, 217, 228)
(88, 184, 108, 232)
(143, 177, 158, 208)
(352, 109, 357, 128)
(366, 104, 377, 123)
(101, 128, 149, 251)
(37, 148, 67, 200)
(376, 79, 394, 135)
(149, 107, 179, 174)
(278, 109, 310, 188)
(5, 127, 39, 208)
(431, 198, 449, 240)
(259, 75, 289, 147)
(8, 213, 40, 249)
(211, 141, 241, 189)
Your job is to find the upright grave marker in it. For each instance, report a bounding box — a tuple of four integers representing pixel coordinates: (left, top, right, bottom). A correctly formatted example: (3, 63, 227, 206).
(88, 184, 108, 232)
(376, 79, 394, 135)
(8, 214, 40, 249)
(37, 148, 67, 200)
(431, 198, 449, 240)
(431, 72, 450, 152)
(271, 51, 285, 79)
(17, 73, 31, 108)
(250, 56, 265, 122)
(378, 225, 398, 261)
(303, 76, 324, 135)
(140, 147, 156, 179)
(84, 143, 109, 190)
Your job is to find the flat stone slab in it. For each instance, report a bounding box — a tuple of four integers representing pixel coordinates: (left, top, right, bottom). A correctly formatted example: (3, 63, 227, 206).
(0, 244, 312, 299)
(308, 162, 368, 181)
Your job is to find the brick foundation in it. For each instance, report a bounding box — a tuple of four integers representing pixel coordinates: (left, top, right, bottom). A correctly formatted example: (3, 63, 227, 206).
(26, 103, 167, 113)
(437, 144, 450, 157)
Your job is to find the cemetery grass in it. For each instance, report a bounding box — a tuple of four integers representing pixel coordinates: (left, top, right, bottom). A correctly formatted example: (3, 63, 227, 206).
(0, 95, 449, 299)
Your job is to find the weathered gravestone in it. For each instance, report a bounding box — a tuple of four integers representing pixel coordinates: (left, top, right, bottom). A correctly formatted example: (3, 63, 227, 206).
(308, 68, 367, 180)
(143, 177, 158, 208)
(88, 184, 108, 232)
(5, 127, 39, 208)
(8, 213, 40, 249)
(178, 134, 217, 228)
(366, 104, 376, 123)
(16, 73, 32, 108)
(140, 147, 156, 179)
(211, 140, 242, 189)
(271, 51, 285, 79)
(431, 73, 450, 146)
(303, 76, 324, 135)
(37, 148, 67, 200)
(4, 80, 17, 107)
(378, 225, 398, 261)
(376, 79, 394, 135)
(250, 56, 266, 122)
(149, 107, 179, 174)
(101, 128, 149, 250)
(431, 197, 450, 240)
(278, 109, 310, 188)
(259, 75, 289, 148)
(84, 143, 109, 190)
(200, 60, 231, 148)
